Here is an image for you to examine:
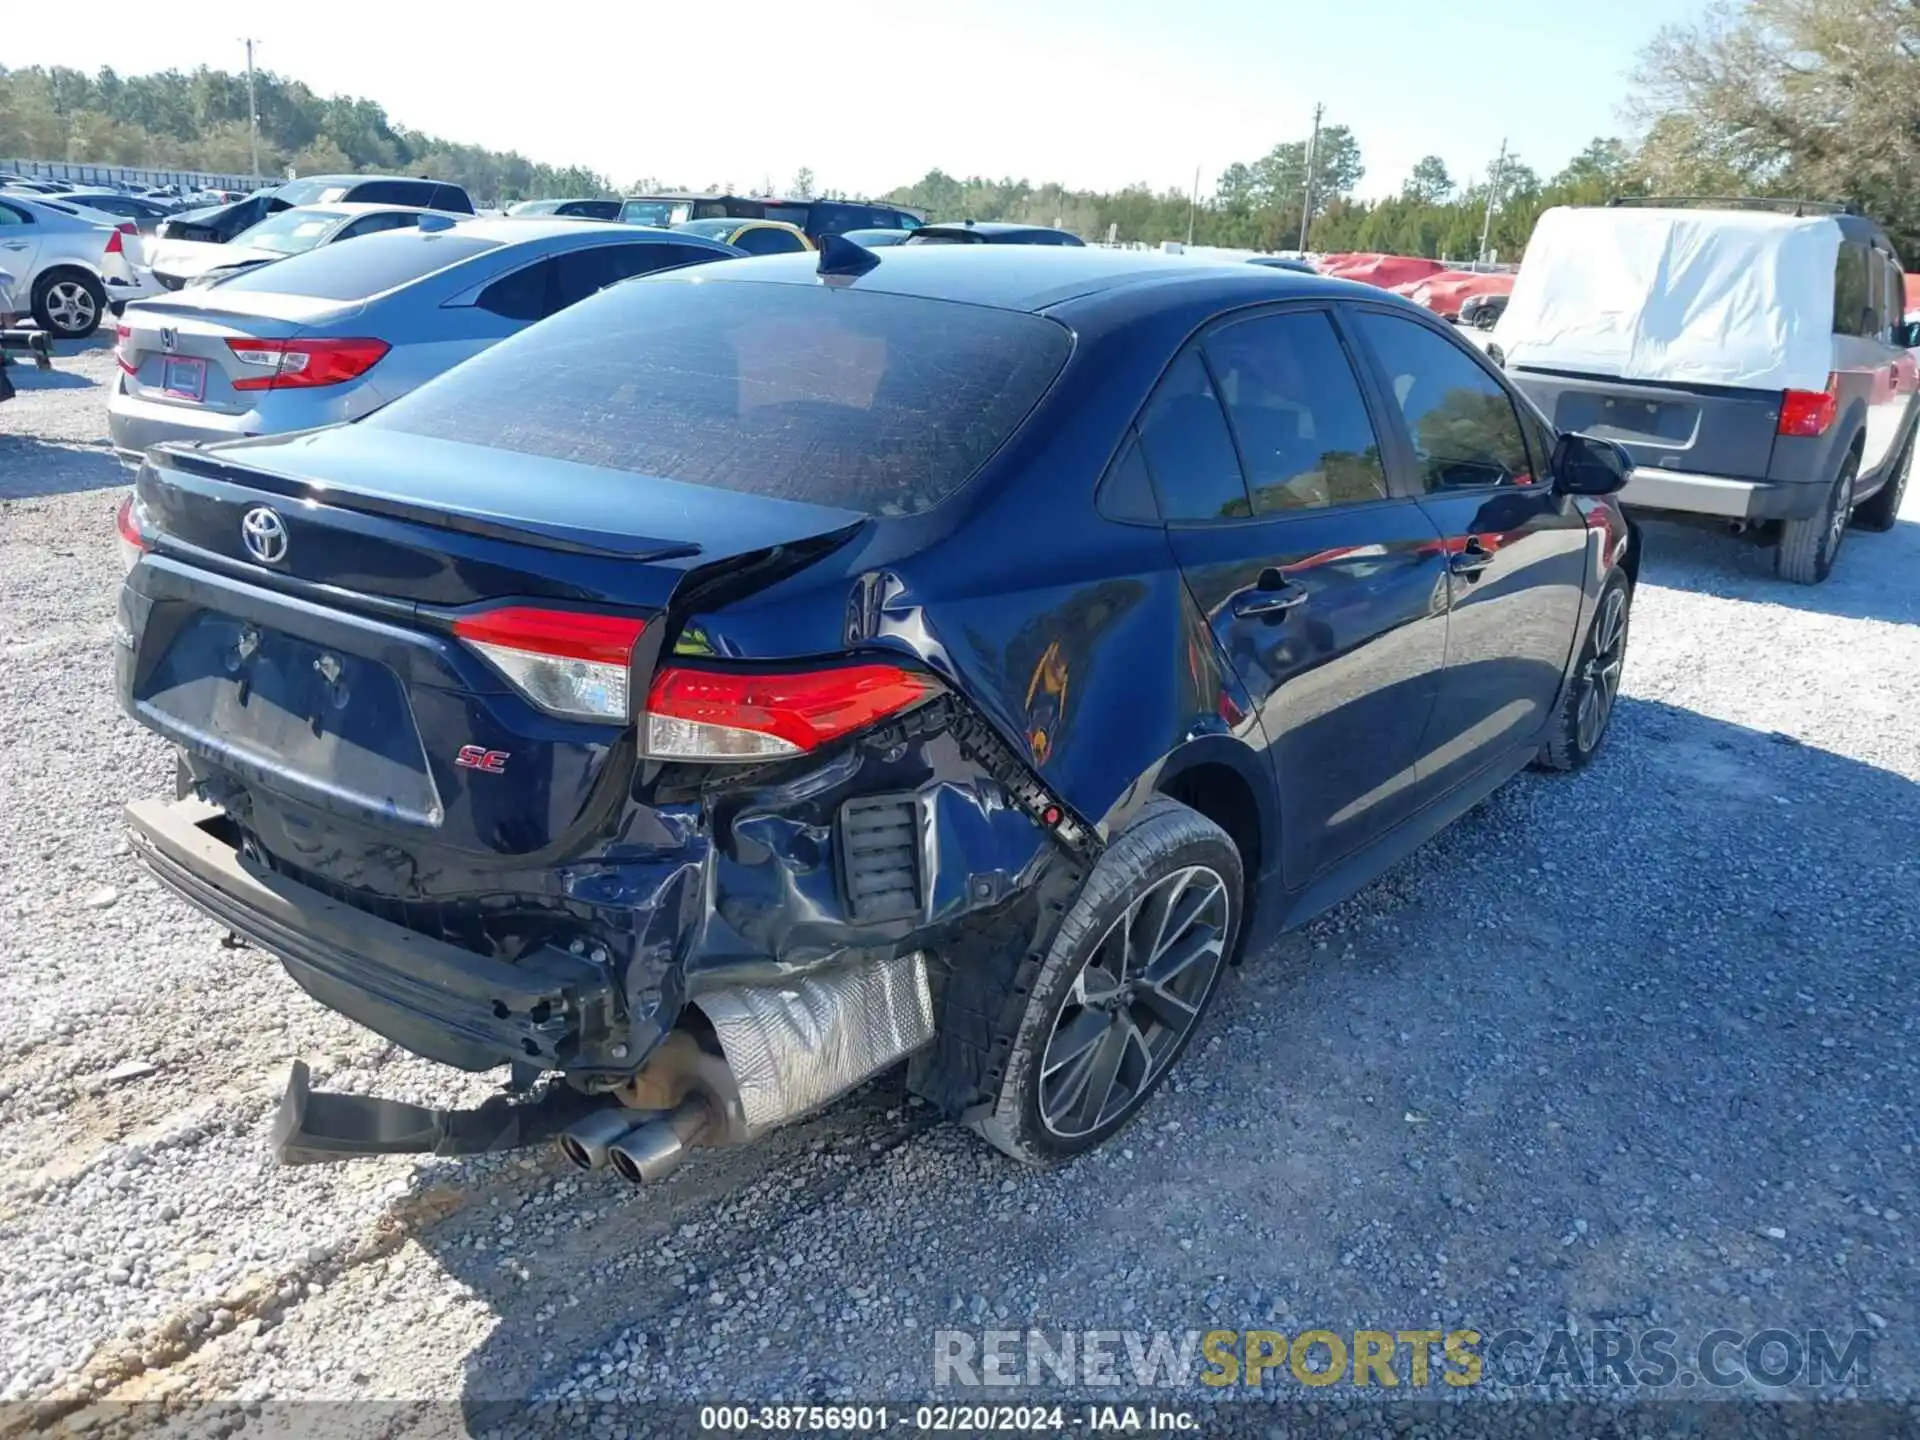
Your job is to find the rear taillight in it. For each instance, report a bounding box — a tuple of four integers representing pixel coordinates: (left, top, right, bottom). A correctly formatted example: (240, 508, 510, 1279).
(642, 662, 937, 761)
(113, 324, 135, 374)
(453, 607, 649, 722)
(114, 494, 150, 573)
(1779, 379, 1838, 437)
(226, 337, 390, 391)
(104, 228, 125, 255)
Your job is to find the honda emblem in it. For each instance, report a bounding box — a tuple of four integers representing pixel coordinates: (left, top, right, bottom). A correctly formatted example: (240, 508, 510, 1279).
(160, 327, 177, 355)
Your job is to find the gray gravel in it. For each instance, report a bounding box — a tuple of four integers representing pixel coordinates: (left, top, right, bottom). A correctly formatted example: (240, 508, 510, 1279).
(3, 343, 1918, 1431)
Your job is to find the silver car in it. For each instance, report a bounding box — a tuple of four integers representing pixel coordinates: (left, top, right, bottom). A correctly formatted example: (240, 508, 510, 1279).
(108, 218, 741, 467)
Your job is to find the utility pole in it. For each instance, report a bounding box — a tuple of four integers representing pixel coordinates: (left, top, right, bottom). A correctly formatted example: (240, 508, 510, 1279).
(241, 37, 261, 183)
(1298, 103, 1323, 253)
(1479, 137, 1508, 266)
(1186, 163, 1200, 246)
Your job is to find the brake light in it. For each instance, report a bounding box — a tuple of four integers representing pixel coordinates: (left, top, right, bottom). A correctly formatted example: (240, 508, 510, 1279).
(643, 662, 937, 761)
(1779, 379, 1837, 437)
(104, 228, 125, 255)
(453, 607, 649, 722)
(114, 493, 150, 573)
(225, 337, 390, 391)
(113, 324, 135, 374)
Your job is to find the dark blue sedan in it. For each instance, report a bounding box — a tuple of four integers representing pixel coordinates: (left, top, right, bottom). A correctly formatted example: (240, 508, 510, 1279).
(114, 245, 1637, 1177)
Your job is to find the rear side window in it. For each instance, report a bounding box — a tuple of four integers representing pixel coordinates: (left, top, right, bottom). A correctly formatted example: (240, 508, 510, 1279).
(1136, 351, 1252, 521)
(1353, 310, 1534, 491)
(1835, 244, 1872, 337)
(734, 226, 807, 256)
(433, 184, 475, 214)
(366, 279, 1072, 517)
(0, 203, 29, 227)
(1203, 311, 1389, 512)
(348, 179, 430, 206)
(212, 231, 503, 301)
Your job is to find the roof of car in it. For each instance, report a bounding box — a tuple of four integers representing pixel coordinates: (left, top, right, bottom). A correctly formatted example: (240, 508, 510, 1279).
(677, 244, 1373, 314)
(437, 217, 733, 246)
(915, 222, 1072, 240)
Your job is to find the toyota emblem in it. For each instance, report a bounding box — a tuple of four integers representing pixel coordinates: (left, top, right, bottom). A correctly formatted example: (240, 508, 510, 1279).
(241, 506, 289, 565)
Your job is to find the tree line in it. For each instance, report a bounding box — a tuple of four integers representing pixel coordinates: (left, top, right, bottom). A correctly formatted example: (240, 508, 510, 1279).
(0, 65, 613, 203)
(8, 1, 1916, 257)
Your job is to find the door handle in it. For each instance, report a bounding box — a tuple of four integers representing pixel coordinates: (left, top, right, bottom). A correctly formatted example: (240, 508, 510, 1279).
(1232, 568, 1309, 617)
(1448, 539, 1495, 579)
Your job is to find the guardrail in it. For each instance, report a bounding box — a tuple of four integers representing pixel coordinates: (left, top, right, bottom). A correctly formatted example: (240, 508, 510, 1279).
(3, 159, 271, 193)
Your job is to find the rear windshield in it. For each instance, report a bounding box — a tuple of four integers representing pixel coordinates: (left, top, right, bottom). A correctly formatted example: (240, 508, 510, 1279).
(365, 277, 1072, 516)
(273, 179, 352, 207)
(211, 230, 502, 301)
(620, 199, 694, 228)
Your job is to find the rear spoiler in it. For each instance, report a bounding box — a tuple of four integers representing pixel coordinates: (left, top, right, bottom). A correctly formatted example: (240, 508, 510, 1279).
(147, 446, 706, 563)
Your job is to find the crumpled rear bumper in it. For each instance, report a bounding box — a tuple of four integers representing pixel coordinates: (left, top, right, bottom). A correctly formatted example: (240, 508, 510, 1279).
(124, 796, 625, 1072)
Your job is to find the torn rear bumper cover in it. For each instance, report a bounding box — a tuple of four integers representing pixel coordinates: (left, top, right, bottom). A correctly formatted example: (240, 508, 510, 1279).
(124, 797, 623, 1074)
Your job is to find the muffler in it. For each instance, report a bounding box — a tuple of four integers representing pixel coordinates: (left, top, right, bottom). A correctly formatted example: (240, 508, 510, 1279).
(606, 1095, 716, 1186)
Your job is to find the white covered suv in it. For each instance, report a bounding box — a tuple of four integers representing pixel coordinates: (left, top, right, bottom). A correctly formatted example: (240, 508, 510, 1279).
(0, 191, 144, 340)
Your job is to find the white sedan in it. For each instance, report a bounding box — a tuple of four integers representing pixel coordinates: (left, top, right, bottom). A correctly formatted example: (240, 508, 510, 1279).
(0, 190, 143, 339)
(143, 203, 441, 291)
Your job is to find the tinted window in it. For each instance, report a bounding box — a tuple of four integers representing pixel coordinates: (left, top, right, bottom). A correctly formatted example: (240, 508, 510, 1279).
(734, 225, 807, 255)
(0, 203, 28, 227)
(434, 184, 475, 214)
(1355, 311, 1534, 490)
(272, 178, 352, 206)
(1203, 312, 1389, 512)
(1136, 351, 1252, 521)
(557, 200, 620, 220)
(348, 179, 431, 206)
(547, 244, 698, 311)
(1096, 434, 1159, 522)
(1835, 244, 1871, 337)
(339, 211, 418, 241)
(212, 231, 503, 301)
(477, 260, 549, 321)
(367, 279, 1071, 517)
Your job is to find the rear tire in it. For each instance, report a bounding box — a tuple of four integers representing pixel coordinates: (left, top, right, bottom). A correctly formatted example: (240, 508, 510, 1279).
(1776, 450, 1857, 585)
(30, 270, 106, 341)
(1535, 569, 1631, 773)
(971, 795, 1242, 1165)
(1853, 433, 1912, 534)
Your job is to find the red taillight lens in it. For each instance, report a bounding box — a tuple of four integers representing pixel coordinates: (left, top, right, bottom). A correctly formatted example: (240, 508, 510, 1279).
(452, 607, 649, 722)
(643, 663, 937, 761)
(113, 323, 135, 374)
(104, 228, 125, 255)
(226, 337, 390, 391)
(1779, 379, 1837, 437)
(114, 493, 150, 573)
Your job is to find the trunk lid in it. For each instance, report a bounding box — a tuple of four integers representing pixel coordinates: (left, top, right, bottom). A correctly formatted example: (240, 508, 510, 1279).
(117, 293, 358, 414)
(1509, 367, 1782, 482)
(126, 429, 865, 868)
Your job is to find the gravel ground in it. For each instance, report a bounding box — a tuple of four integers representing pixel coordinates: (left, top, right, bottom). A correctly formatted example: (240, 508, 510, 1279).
(3, 343, 1919, 1434)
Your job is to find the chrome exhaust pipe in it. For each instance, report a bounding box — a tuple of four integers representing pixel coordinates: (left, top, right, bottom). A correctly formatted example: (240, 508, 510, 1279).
(607, 1095, 714, 1186)
(557, 1106, 650, 1171)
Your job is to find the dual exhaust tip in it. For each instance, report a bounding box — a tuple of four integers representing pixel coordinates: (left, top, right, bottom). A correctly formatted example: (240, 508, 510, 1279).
(557, 1094, 714, 1185)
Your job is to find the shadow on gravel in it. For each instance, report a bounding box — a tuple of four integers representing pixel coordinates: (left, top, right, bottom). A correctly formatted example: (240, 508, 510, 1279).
(0, 437, 126, 500)
(1637, 514, 1920, 625)
(353, 695, 1920, 1416)
(2, 365, 97, 391)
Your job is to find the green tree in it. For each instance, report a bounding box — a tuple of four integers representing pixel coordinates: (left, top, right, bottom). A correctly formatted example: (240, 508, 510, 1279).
(1403, 155, 1453, 204)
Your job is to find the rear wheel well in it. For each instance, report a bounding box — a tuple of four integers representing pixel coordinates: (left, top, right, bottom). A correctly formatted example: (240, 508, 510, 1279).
(1157, 763, 1262, 951)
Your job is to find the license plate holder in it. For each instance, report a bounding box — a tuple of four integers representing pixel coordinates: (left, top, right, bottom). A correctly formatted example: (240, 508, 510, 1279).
(161, 355, 206, 402)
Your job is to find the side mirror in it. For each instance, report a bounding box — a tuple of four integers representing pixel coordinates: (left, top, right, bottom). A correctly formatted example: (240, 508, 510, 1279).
(1551, 431, 1633, 497)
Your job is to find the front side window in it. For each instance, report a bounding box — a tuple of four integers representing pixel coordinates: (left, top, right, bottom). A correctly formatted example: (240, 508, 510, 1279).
(1353, 311, 1534, 491)
(1136, 350, 1252, 521)
(1203, 311, 1389, 512)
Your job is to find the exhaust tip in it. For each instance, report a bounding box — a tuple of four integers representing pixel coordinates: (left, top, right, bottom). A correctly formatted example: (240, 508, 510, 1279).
(605, 1095, 713, 1187)
(555, 1106, 652, 1172)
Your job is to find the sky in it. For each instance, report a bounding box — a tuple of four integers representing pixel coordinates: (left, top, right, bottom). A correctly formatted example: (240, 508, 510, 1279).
(19, 0, 1712, 201)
